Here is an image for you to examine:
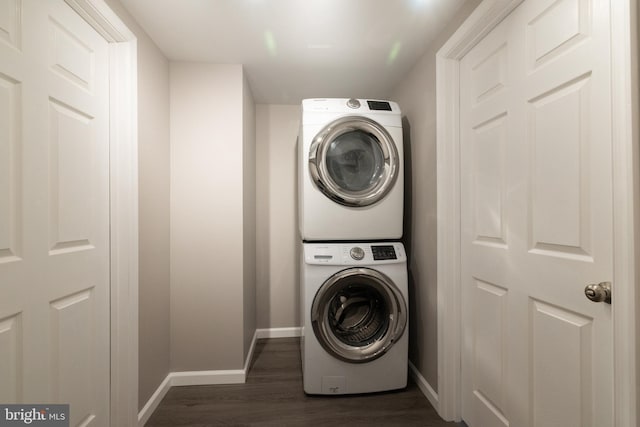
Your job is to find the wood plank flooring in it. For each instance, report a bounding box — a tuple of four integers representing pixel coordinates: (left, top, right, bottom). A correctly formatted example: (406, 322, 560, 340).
(146, 338, 463, 426)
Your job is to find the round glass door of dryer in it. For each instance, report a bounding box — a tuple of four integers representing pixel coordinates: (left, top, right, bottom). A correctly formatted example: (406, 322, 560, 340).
(311, 267, 407, 363)
(308, 116, 399, 207)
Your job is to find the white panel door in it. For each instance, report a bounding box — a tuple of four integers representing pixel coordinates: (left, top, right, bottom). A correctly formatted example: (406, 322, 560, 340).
(0, 0, 110, 424)
(460, 0, 612, 426)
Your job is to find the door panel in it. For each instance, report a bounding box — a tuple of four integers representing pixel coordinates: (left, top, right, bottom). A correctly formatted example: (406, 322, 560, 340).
(529, 74, 591, 258)
(526, 0, 590, 70)
(48, 98, 96, 253)
(49, 17, 94, 91)
(460, 0, 613, 426)
(0, 313, 21, 402)
(530, 300, 593, 427)
(0, 0, 21, 50)
(472, 114, 507, 247)
(0, 0, 110, 424)
(0, 73, 20, 263)
(472, 279, 508, 421)
(50, 289, 96, 425)
(471, 43, 507, 105)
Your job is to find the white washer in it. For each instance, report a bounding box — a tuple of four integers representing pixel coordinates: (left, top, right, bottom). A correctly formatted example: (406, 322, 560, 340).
(300, 241, 408, 395)
(298, 98, 404, 241)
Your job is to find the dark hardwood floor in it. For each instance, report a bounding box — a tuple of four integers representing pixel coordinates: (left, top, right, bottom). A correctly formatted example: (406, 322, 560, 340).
(146, 338, 463, 426)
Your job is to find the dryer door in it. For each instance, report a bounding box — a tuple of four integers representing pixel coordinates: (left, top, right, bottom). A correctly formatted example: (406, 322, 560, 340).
(311, 267, 407, 363)
(308, 116, 399, 207)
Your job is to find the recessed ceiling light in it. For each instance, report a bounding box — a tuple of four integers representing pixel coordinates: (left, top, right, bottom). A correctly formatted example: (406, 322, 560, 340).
(387, 41, 402, 65)
(409, 0, 431, 10)
(264, 30, 277, 56)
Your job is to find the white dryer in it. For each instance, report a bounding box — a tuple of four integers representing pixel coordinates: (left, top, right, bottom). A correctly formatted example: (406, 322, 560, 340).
(298, 98, 404, 241)
(300, 241, 408, 395)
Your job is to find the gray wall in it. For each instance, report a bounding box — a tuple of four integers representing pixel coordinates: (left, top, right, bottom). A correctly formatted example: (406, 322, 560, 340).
(243, 75, 257, 359)
(391, 0, 482, 392)
(255, 105, 301, 329)
(103, 0, 171, 410)
(169, 63, 255, 371)
(633, 1, 640, 419)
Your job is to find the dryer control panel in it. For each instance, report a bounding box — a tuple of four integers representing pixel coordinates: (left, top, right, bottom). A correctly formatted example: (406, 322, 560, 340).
(367, 100, 392, 111)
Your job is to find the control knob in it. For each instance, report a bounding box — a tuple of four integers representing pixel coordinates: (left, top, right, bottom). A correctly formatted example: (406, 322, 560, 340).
(350, 247, 365, 260)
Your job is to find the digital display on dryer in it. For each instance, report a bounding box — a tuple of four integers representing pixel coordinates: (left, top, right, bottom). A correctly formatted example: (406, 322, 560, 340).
(372, 245, 397, 260)
(367, 101, 392, 111)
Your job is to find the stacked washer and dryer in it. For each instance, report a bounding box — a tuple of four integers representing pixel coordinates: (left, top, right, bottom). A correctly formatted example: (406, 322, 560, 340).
(297, 98, 409, 395)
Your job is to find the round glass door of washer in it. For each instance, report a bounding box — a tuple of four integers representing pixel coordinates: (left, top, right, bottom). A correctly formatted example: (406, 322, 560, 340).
(311, 267, 407, 363)
(308, 116, 399, 207)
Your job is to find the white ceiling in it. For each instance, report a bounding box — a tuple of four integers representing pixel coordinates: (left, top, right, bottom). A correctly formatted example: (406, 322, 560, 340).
(119, 0, 468, 104)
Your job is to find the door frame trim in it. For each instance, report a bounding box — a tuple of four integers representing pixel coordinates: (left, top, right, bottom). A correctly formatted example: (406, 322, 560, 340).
(435, 0, 638, 424)
(63, 1, 139, 425)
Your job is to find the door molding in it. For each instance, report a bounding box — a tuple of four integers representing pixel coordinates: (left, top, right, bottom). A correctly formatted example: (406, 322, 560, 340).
(435, 0, 638, 424)
(63, 1, 139, 426)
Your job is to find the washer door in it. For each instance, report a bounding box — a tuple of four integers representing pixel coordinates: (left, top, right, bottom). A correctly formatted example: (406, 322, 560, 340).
(308, 116, 399, 207)
(311, 267, 407, 363)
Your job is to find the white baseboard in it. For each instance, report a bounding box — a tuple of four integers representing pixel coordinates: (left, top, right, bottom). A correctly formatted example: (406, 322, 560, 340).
(256, 326, 302, 339)
(169, 369, 246, 386)
(408, 360, 439, 412)
(243, 329, 258, 372)
(138, 330, 260, 426)
(138, 374, 171, 427)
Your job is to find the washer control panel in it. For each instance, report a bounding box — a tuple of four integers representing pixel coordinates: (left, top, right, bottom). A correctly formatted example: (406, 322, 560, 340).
(305, 242, 405, 265)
